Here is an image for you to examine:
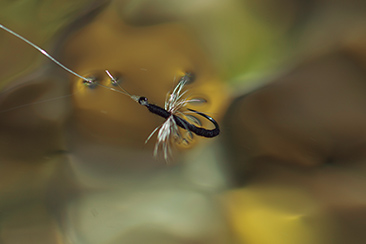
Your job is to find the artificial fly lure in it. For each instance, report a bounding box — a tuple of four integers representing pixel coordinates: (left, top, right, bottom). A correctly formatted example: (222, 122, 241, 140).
(104, 71, 220, 161)
(0, 23, 220, 161)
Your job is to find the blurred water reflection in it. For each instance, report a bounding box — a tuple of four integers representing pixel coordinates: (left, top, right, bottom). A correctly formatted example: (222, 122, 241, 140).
(1, 0, 366, 244)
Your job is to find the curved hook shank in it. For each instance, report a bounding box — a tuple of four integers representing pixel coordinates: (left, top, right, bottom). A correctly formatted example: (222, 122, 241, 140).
(145, 103, 220, 138)
(174, 109, 220, 138)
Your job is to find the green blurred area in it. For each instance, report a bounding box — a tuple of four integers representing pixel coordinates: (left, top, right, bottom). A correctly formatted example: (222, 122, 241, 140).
(0, 0, 295, 88)
(0, 0, 102, 88)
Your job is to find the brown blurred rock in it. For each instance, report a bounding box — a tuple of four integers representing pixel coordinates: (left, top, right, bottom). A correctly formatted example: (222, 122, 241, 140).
(224, 50, 366, 178)
(223, 2, 366, 241)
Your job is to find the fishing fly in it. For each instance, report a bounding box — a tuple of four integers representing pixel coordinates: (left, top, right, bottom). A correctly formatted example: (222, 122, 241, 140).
(144, 79, 220, 160)
(0, 23, 220, 161)
(107, 71, 220, 161)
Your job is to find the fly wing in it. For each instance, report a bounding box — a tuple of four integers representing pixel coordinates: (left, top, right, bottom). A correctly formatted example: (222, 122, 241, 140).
(185, 114, 202, 127)
(186, 97, 207, 104)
